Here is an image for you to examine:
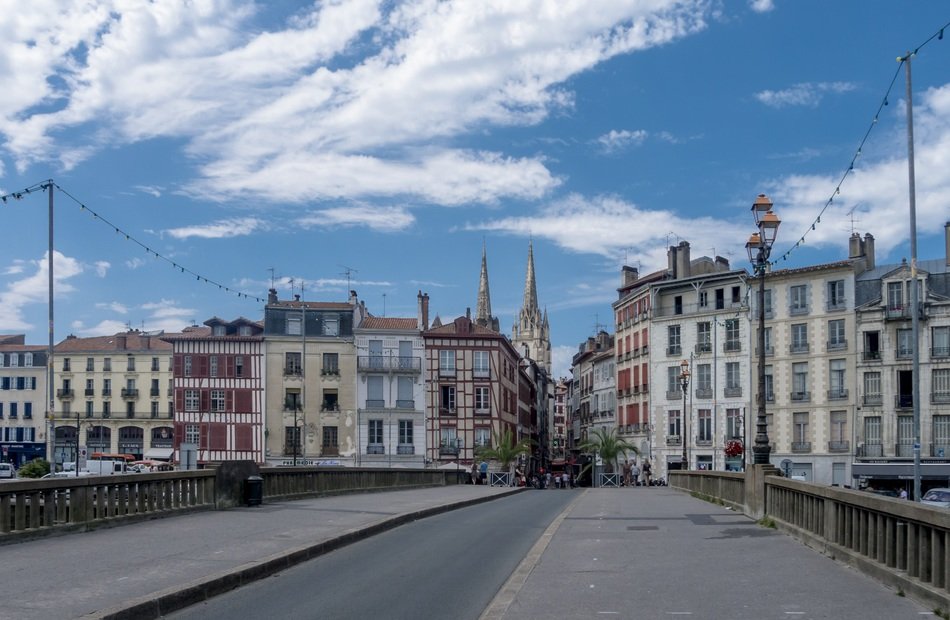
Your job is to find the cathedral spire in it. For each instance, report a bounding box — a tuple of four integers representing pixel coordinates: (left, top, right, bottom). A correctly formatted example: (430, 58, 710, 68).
(523, 239, 539, 314)
(475, 241, 496, 330)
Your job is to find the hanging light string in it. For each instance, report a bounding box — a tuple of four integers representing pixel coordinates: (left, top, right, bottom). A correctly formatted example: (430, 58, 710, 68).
(772, 19, 949, 266)
(1, 181, 266, 303)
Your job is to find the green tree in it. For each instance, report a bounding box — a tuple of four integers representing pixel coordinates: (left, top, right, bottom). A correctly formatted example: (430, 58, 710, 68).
(474, 427, 533, 474)
(16, 458, 51, 479)
(579, 427, 639, 474)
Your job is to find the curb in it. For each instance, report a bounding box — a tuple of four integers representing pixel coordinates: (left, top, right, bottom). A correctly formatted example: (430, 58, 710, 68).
(84, 488, 524, 619)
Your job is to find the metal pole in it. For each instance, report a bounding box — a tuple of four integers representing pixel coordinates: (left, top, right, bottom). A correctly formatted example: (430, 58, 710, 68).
(47, 181, 55, 470)
(301, 284, 307, 463)
(76, 410, 80, 476)
(903, 52, 922, 501)
(752, 249, 771, 464)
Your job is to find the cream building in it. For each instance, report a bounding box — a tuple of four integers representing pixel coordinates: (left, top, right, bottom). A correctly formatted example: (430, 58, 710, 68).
(0, 335, 48, 467)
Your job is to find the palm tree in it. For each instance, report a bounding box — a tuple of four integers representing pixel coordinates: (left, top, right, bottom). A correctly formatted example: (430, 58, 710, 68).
(474, 427, 533, 476)
(579, 427, 639, 474)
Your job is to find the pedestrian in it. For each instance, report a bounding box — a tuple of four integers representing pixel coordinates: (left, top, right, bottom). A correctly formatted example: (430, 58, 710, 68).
(545, 470, 552, 489)
(642, 459, 652, 486)
(471, 462, 479, 485)
(561, 471, 569, 489)
(631, 462, 640, 487)
(514, 464, 526, 487)
(622, 459, 632, 487)
(480, 460, 488, 485)
(899, 488, 908, 500)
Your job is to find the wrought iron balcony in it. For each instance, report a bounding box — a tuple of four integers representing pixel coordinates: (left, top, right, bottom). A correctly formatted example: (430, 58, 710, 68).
(828, 440, 850, 452)
(695, 388, 712, 399)
(357, 356, 422, 373)
(666, 436, 681, 446)
(666, 390, 682, 401)
(84, 388, 95, 397)
(366, 444, 385, 455)
(283, 366, 302, 376)
(57, 388, 74, 399)
(932, 444, 949, 457)
(694, 343, 712, 354)
(862, 350, 882, 362)
(933, 346, 950, 358)
(121, 388, 138, 399)
(895, 443, 915, 457)
(321, 446, 340, 457)
(862, 393, 882, 406)
(150, 388, 161, 397)
(858, 443, 883, 458)
(826, 339, 848, 351)
(790, 391, 810, 402)
(827, 388, 848, 400)
(439, 407, 457, 417)
(826, 300, 848, 312)
(397, 444, 415, 455)
(395, 399, 416, 409)
(723, 341, 741, 353)
(932, 392, 950, 404)
(439, 439, 460, 455)
(790, 343, 809, 354)
(724, 386, 742, 398)
(364, 399, 385, 409)
(791, 441, 812, 453)
(895, 395, 913, 409)
(101, 389, 112, 397)
(666, 345, 681, 356)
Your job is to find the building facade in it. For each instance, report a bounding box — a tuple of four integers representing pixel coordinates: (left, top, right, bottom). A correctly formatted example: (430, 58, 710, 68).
(0, 335, 48, 467)
(165, 319, 264, 465)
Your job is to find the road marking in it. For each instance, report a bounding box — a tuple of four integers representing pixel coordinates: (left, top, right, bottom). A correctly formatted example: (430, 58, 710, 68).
(784, 613, 805, 616)
(668, 612, 693, 615)
(597, 612, 619, 615)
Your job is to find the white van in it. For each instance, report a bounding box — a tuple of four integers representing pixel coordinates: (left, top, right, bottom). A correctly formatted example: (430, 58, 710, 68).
(0, 463, 16, 479)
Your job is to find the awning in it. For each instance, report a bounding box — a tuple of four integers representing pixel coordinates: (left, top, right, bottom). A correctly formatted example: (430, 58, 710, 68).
(144, 447, 174, 460)
(852, 462, 950, 480)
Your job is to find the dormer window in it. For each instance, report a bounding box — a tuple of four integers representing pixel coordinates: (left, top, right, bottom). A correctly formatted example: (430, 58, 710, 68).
(238, 325, 252, 336)
(213, 325, 227, 336)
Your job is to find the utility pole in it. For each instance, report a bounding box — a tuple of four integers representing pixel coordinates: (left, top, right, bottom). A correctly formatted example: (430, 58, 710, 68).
(46, 181, 56, 471)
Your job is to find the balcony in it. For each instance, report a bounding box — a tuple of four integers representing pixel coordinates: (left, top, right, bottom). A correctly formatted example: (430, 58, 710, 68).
(283, 367, 302, 377)
(694, 343, 712, 355)
(101, 389, 112, 397)
(724, 387, 742, 398)
(858, 443, 883, 457)
(695, 388, 712, 399)
(932, 444, 949, 457)
(84, 388, 95, 397)
(896, 348, 913, 360)
(791, 441, 812, 453)
(723, 341, 741, 353)
(696, 438, 713, 447)
(826, 300, 848, 312)
(439, 407, 457, 417)
(395, 399, 416, 409)
(364, 399, 385, 409)
(895, 395, 913, 409)
(121, 388, 139, 399)
(885, 305, 927, 321)
(357, 356, 422, 373)
(150, 388, 161, 397)
(933, 346, 950, 358)
(932, 391, 950, 404)
(366, 444, 385, 455)
(789, 305, 809, 317)
(666, 436, 681, 446)
(666, 390, 683, 401)
(397, 444, 415, 455)
(282, 443, 302, 456)
(790, 343, 809, 354)
(827, 388, 848, 401)
(438, 368, 456, 378)
(439, 440, 460, 456)
(826, 339, 848, 352)
(57, 389, 74, 400)
(790, 391, 810, 402)
(321, 368, 341, 377)
(895, 443, 915, 458)
(666, 345, 681, 356)
(756, 346, 774, 357)
(828, 440, 850, 452)
(862, 350, 881, 362)
(321, 403, 341, 413)
(863, 393, 882, 406)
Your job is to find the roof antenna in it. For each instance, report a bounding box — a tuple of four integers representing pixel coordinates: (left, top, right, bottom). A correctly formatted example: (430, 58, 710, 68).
(268, 267, 276, 289)
(339, 265, 358, 293)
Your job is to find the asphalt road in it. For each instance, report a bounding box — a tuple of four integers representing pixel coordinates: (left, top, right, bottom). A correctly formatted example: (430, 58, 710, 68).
(166, 489, 577, 620)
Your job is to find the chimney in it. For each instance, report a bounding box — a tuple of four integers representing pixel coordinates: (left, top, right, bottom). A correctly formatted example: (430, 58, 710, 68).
(116, 335, 127, 350)
(676, 241, 691, 279)
(714, 256, 730, 271)
(621, 266, 639, 288)
(945, 222, 949, 266)
(268, 288, 278, 304)
(294, 294, 301, 302)
(667, 245, 677, 278)
(349, 290, 358, 305)
(863, 233, 875, 270)
(466, 307, 471, 320)
(417, 291, 430, 331)
(848, 233, 863, 259)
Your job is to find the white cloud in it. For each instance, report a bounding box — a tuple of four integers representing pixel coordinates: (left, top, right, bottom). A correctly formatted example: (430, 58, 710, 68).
(71, 319, 130, 337)
(0, 251, 83, 331)
(95, 301, 129, 315)
(755, 81, 857, 108)
(164, 217, 266, 240)
(749, 0, 775, 13)
(126, 257, 146, 270)
(93, 261, 110, 277)
(596, 129, 648, 152)
(134, 185, 163, 197)
(298, 204, 415, 232)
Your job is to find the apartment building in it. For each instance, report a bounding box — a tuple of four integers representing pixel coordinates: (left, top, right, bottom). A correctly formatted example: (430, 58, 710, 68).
(571, 331, 613, 446)
(0, 335, 47, 467)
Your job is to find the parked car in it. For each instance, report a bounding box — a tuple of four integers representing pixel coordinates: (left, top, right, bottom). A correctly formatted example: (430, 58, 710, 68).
(0, 463, 15, 479)
(921, 488, 950, 508)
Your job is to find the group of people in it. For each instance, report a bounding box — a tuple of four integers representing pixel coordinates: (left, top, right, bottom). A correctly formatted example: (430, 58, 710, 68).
(621, 458, 652, 487)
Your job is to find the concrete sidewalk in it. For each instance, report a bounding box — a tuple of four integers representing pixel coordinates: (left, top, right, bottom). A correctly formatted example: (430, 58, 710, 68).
(0, 485, 518, 620)
(486, 486, 936, 620)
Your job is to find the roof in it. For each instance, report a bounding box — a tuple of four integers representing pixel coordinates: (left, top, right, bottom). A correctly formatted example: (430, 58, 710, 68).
(767, 259, 856, 278)
(0, 344, 47, 353)
(856, 257, 950, 281)
(266, 301, 354, 310)
(358, 317, 418, 330)
(424, 316, 502, 337)
(54, 331, 174, 353)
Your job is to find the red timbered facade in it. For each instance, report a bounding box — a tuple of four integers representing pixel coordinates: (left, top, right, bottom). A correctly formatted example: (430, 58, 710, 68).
(164, 318, 264, 465)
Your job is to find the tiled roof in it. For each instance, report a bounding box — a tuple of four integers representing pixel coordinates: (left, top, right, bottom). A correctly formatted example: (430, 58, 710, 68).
(0, 344, 47, 353)
(54, 331, 174, 353)
(267, 301, 353, 310)
(359, 317, 418, 330)
(424, 317, 501, 337)
(768, 260, 855, 278)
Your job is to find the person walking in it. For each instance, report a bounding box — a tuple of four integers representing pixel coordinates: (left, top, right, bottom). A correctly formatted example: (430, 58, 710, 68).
(622, 459, 632, 487)
(642, 459, 652, 486)
(631, 461, 640, 487)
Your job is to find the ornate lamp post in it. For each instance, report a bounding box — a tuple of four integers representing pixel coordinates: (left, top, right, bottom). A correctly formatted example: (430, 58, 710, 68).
(679, 359, 690, 470)
(746, 194, 782, 465)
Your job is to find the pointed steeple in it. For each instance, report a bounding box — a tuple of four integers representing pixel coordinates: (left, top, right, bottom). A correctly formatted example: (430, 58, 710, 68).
(475, 241, 493, 328)
(523, 239, 539, 314)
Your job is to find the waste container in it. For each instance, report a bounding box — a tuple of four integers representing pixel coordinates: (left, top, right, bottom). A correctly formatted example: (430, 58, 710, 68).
(245, 475, 263, 506)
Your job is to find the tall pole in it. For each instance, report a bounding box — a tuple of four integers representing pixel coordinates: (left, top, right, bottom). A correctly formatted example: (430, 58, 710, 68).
(301, 283, 307, 464)
(46, 181, 55, 471)
(903, 52, 922, 501)
(753, 251, 770, 464)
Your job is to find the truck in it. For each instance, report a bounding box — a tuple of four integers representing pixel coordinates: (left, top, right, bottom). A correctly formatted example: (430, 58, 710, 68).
(83, 453, 134, 475)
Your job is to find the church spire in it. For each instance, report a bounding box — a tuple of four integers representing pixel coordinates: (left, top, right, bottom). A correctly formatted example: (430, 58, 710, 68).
(475, 241, 496, 330)
(523, 239, 539, 314)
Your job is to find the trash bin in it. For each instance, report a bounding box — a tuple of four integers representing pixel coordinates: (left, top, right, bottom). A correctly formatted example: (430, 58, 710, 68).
(245, 475, 263, 506)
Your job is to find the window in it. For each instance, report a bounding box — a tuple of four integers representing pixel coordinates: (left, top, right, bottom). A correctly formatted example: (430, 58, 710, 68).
(396, 376, 413, 408)
(323, 317, 339, 336)
(211, 389, 226, 412)
(475, 386, 490, 413)
(863, 331, 881, 361)
(762, 289, 773, 318)
(103, 401, 110, 418)
(103, 357, 111, 371)
(897, 329, 913, 358)
(673, 295, 683, 315)
(127, 356, 135, 371)
(184, 356, 193, 377)
(731, 286, 741, 304)
(59, 357, 66, 371)
(724, 319, 740, 352)
(830, 411, 847, 444)
(287, 316, 302, 335)
(759, 326, 773, 356)
(322, 353, 339, 375)
(934, 416, 950, 452)
(185, 389, 199, 412)
(213, 325, 226, 336)
(86, 401, 94, 418)
(235, 356, 244, 377)
(126, 401, 135, 418)
(897, 415, 914, 455)
(698, 409, 712, 442)
(667, 366, 681, 396)
(793, 412, 809, 445)
(23, 402, 32, 419)
(209, 356, 219, 377)
(323, 426, 339, 449)
(151, 401, 159, 418)
(239, 325, 252, 336)
(828, 319, 847, 350)
(151, 357, 160, 371)
(715, 288, 724, 310)
(86, 357, 95, 371)
(439, 350, 456, 376)
(934, 369, 950, 403)
(667, 325, 681, 356)
(696, 364, 711, 397)
(725, 362, 741, 396)
(366, 376, 384, 408)
(367, 340, 384, 369)
(887, 281, 903, 311)
(668, 409, 681, 437)
(285, 426, 301, 454)
(790, 284, 808, 315)
(285, 389, 301, 411)
(285, 352, 302, 375)
(829, 360, 846, 399)
(473, 351, 490, 377)
(398, 419, 413, 446)
(440, 427, 458, 452)
(696, 322, 711, 353)
(934, 326, 950, 357)
(698, 291, 708, 308)
(863, 372, 882, 404)
(791, 324, 808, 353)
(726, 408, 742, 439)
(475, 427, 491, 448)
(24, 352, 33, 367)
(185, 424, 200, 444)
(368, 419, 383, 445)
(792, 363, 808, 401)
(440, 385, 456, 413)
(827, 279, 846, 310)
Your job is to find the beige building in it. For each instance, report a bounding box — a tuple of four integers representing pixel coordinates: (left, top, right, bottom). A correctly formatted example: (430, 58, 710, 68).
(51, 330, 177, 467)
(0, 335, 48, 467)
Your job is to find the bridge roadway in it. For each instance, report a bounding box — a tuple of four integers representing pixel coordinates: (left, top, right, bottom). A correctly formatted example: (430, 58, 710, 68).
(0, 484, 935, 619)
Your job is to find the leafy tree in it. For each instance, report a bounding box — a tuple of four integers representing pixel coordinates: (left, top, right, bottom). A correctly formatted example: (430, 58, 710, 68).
(16, 458, 50, 479)
(474, 427, 533, 474)
(579, 427, 639, 474)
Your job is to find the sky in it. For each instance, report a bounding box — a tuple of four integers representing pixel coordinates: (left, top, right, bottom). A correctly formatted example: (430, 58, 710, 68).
(1, 0, 949, 380)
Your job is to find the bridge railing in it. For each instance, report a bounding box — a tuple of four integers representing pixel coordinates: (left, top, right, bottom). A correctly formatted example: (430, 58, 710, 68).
(260, 467, 455, 499)
(669, 470, 949, 612)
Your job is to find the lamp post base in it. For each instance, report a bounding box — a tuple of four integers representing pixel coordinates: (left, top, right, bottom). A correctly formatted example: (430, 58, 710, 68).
(751, 444, 771, 465)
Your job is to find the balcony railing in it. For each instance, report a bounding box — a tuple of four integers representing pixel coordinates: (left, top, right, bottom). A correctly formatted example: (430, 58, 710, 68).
(933, 346, 950, 358)
(666, 436, 681, 446)
(321, 368, 340, 376)
(789, 305, 809, 316)
(858, 443, 883, 458)
(364, 399, 385, 409)
(895, 443, 915, 458)
(395, 399, 416, 409)
(895, 395, 913, 409)
(932, 392, 950, 404)
(439, 440, 460, 455)
(827, 339, 848, 351)
(756, 346, 774, 357)
(84, 388, 95, 397)
(101, 389, 111, 397)
(790, 343, 809, 354)
(284, 367, 302, 376)
(150, 388, 161, 397)
(790, 391, 810, 402)
(666, 345, 681, 356)
(723, 341, 741, 353)
(694, 343, 712, 355)
(321, 446, 340, 456)
(474, 407, 491, 416)
(828, 440, 850, 452)
(724, 386, 742, 398)
(885, 305, 927, 321)
(863, 393, 882, 406)
(366, 444, 385, 455)
(896, 348, 913, 359)
(439, 368, 456, 378)
(121, 388, 138, 399)
(666, 390, 682, 401)
(282, 443, 301, 456)
(321, 403, 341, 413)
(862, 350, 881, 362)
(439, 407, 457, 417)
(57, 389, 74, 399)
(357, 356, 422, 373)
(696, 438, 713, 447)
(791, 441, 812, 453)
(827, 388, 848, 400)
(826, 300, 848, 312)
(397, 444, 415, 455)
(695, 388, 712, 399)
(932, 444, 950, 457)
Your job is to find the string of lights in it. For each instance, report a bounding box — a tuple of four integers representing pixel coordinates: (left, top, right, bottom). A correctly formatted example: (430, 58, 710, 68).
(0, 181, 267, 304)
(772, 20, 949, 266)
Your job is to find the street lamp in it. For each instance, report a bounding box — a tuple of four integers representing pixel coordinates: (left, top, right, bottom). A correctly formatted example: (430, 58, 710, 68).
(746, 193, 781, 465)
(679, 359, 690, 470)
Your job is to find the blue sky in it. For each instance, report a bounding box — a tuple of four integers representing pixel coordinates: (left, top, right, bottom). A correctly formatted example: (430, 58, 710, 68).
(1, 0, 949, 379)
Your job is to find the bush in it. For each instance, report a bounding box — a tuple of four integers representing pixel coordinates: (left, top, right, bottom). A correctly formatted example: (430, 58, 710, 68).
(17, 458, 51, 479)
